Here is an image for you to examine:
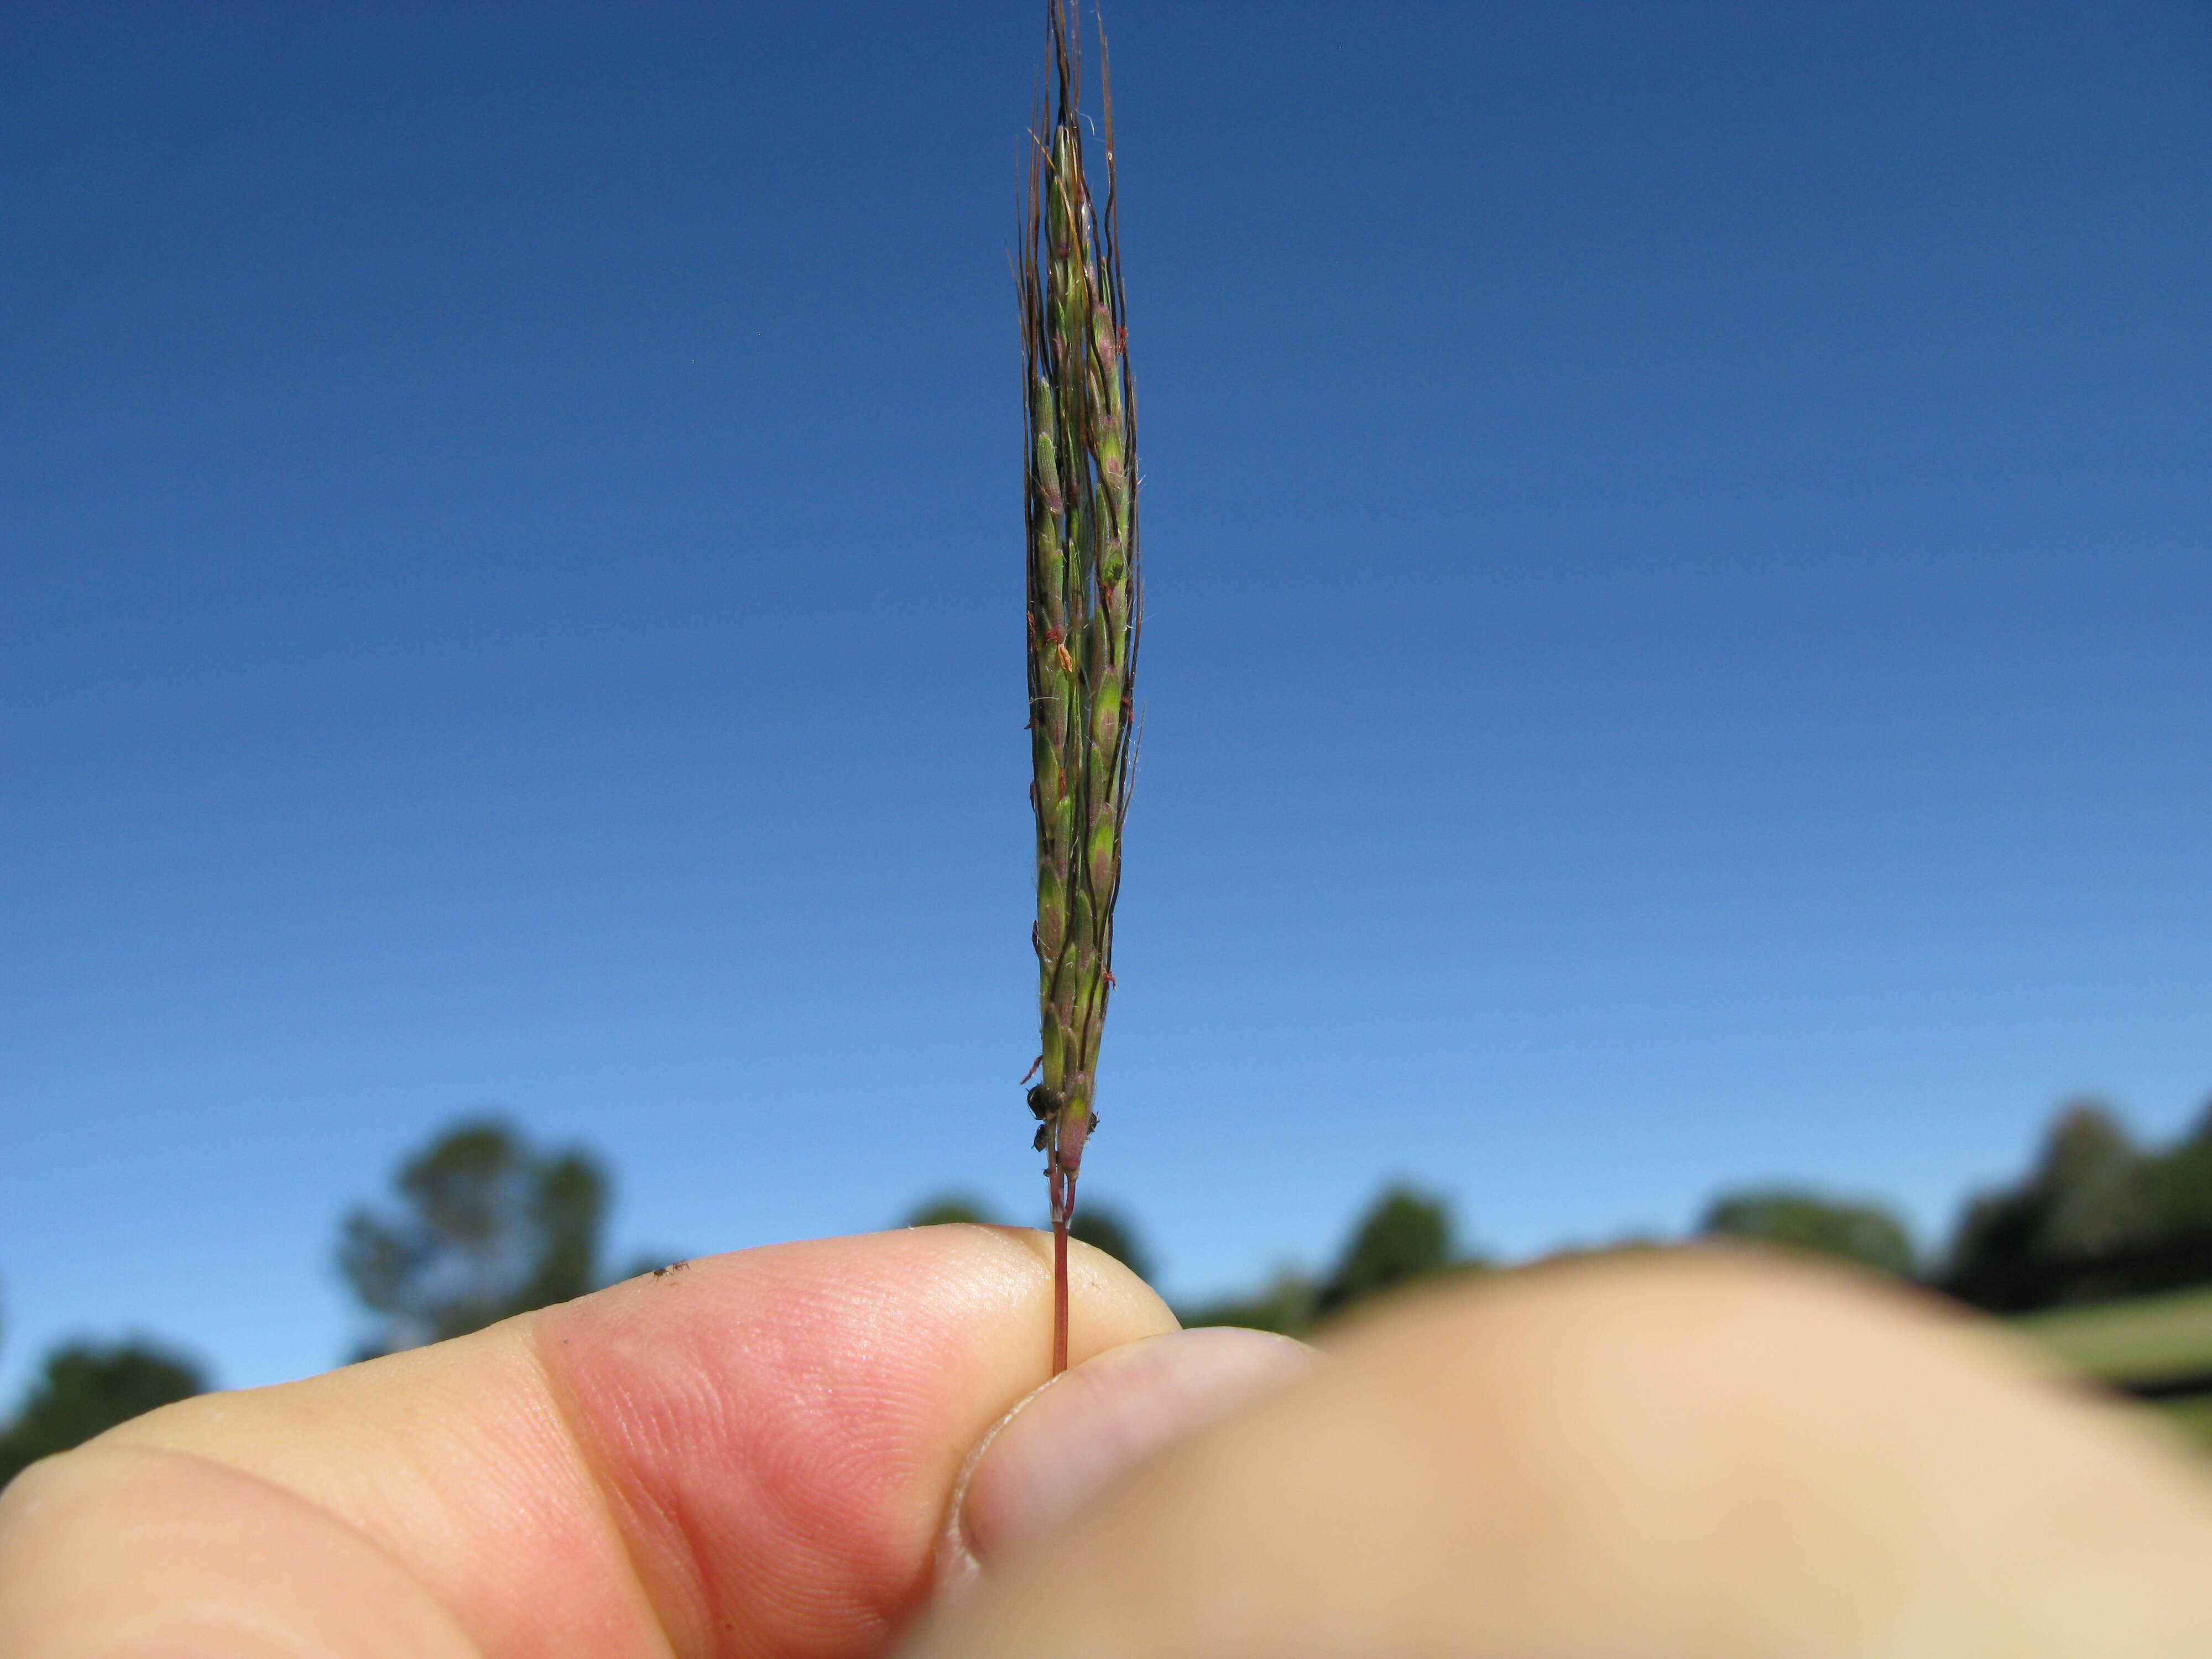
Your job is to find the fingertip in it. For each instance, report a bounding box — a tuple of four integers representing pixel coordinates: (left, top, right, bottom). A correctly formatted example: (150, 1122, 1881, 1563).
(530, 1226, 1180, 1653)
(935, 1324, 1315, 1602)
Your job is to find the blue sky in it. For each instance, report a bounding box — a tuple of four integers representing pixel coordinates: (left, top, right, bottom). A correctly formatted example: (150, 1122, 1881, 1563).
(4, 1, 2209, 1402)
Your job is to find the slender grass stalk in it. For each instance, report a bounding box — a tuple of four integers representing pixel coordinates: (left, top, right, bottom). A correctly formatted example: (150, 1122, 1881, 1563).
(1020, 0, 1139, 1376)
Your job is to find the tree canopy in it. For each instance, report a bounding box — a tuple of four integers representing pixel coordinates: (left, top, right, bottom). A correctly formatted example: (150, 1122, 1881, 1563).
(1699, 1188, 1918, 1277)
(1179, 1270, 1321, 1337)
(338, 1117, 611, 1356)
(1943, 1099, 2212, 1311)
(0, 1340, 206, 1489)
(1067, 1201, 1154, 1285)
(904, 1193, 999, 1228)
(1316, 1185, 1470, 1316)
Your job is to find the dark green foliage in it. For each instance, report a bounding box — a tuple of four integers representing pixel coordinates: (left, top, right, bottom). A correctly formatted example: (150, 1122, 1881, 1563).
(0, 1340, 205, 1488)
(1700, 1188, 1918, 1276)
(905, 1193, 1001, 1228)
(338, 1116, 611, 1357)
(1943, 1099, 2212, 1312)
(1182, 1186, 1475, 1333)
(1178, 1187, 1480, 1334)
(879, 1092, 2212, 1344)
(1179, 1272, 1319, 1338)
(1068, 1199, 1153, 1284)
(2144, 1104, 2212, 1238)
(2035, 1104, 2147, 1258)
(1317, 1185, 1468, 1317)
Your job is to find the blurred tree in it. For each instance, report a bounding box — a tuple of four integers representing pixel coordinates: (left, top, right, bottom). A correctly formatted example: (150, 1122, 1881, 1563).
(1067, 1201, 1154, 1284)
(1945, 1181, 2047, 1311)
(1318, 1185, 1471, 1317)
(2144, 1099, 2212, 1238)
(1937, 1099, 2212, 1311)
(2036, 1103, 2149, 1259)
(1698, 1188, 1917, 1276)
(338, 1117, 610, 1357)
(0, 1340, 205, 1488)
(904, 1193, 1000, 1228)
(1179, 1271, 1319, 1338)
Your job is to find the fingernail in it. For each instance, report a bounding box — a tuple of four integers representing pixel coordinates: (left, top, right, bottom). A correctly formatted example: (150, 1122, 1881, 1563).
(934, 1326, 1314, 1601)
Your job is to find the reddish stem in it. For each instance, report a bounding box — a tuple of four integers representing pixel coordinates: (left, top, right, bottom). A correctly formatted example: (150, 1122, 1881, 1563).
(1047, 1143, 1077, 1375)
(1052, 1209, 1070, 1376)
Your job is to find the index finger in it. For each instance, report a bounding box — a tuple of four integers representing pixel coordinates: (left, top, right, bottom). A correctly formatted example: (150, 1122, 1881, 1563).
(0, 1226, 1177, 1659)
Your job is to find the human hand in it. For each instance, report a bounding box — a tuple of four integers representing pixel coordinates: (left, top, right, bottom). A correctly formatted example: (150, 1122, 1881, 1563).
(920, 1248, 2212, 1657)
(5, 1232, 2211, 1657)
(0, 1226, 1293, 1657)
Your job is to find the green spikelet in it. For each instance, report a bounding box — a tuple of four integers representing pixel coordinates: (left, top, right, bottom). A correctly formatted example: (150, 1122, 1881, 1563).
(1020, 0, 1139, 1362)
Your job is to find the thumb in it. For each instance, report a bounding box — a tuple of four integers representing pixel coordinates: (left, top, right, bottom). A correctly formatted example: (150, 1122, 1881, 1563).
(910, 1249, 2212, 1658)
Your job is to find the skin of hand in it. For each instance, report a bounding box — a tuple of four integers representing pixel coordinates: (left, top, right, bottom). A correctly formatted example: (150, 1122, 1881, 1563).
(2, 1234, 2210, 1658)
(916, 1248, 2212, 1659)
(0, 1227, 1183, 1659)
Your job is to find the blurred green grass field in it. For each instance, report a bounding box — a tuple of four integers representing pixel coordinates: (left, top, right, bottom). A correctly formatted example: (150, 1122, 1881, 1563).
(2013, 1284, 2212, 1452)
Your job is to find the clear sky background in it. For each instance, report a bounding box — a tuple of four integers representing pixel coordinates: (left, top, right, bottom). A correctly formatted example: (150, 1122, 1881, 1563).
(4, 1, 2209, 1403)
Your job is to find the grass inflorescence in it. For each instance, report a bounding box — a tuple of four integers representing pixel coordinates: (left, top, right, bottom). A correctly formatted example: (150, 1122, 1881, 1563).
(1019, 0, 1140, 1374)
